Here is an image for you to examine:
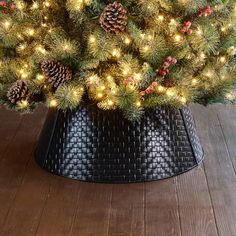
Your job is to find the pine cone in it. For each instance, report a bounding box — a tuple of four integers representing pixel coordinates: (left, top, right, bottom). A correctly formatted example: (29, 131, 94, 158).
(41, 60, 73, 90)
(7, 80, 30, 104)
(100, 1, 127, 35)
(161, 77, 176, 88)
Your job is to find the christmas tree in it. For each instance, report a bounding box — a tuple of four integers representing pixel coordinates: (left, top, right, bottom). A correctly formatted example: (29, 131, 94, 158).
(0, 0, 236, 121)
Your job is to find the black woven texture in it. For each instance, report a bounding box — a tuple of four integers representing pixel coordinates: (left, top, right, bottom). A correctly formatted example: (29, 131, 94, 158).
(35, 105, 204, 183)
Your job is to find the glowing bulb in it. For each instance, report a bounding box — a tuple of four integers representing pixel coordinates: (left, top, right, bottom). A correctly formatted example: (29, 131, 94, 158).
(123, 70, 128, 76)
(97, 93, 103, 98)
(44, 1, 50, 7)
(32, 2, 38, 9)
(143, 45, 150, 52)
(170, 18, 176, 24)
(192, 79, 198, 85)
(200, 52, 206, 59)
(166, 90, 174, 96)
(89, 35, 96, 43)
(206, 71, 213, 78)
(108, 100, 114, 106)
(18, 100, 28, 108)
(134, 73, 142, 80)
(220, 56, 226, 63)
(36, 74, 44, 81)
(124, 37, 131, 45)
(136, 101, 141, 107)
(28, 28, 35, 36)
(112, 48, 121, 58)
(140, 33, 145, 39)
(100, 85, 106, 90)
(3, 21, 10, 29)
(180, 97, 187, 104)
(174, 34, 181, 42)
(50, 99, 57, 107)
(158, 85, 164, 92)
(158, 15, 164, 21)
(226, 93, 234, 100)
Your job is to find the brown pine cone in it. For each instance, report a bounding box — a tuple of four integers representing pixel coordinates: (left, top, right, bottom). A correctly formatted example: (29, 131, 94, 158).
(7, 80, 30, 104)
(161, 77, 176, 88)
(99, 1, 127, 35)
(41, 60, 73, 90)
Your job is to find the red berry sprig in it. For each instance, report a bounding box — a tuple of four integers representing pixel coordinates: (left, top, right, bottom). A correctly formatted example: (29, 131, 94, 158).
(198, 5, 212, 17)
(156, 56, 177, 77)
(140, 81, 158, 99)
(182, 21, 193, 35)
(0, 0, 15, 13)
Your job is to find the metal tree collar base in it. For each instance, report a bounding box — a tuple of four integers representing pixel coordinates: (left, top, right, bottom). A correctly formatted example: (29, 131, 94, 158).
(34, 105, 204, 183)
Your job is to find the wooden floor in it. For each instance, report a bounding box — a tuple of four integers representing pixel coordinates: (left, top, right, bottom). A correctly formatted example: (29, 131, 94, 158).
(0, 104, 236, 236)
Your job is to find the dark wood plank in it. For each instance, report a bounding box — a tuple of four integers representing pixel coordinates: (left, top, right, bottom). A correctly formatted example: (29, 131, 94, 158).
(145, 179, 181, 236)
(70, 183, 112, 236)
(0, 108, 23, 159)
(177, 166, 218, 236)
(192, 104, 236, 236)
(217, 105, 236, 170)
(109, 184, 145, 236)
(0, 106, 47, 235)
(35, 177, 80, 236)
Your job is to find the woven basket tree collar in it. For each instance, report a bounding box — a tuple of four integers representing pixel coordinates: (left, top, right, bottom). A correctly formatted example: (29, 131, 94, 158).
(100, 1, 128, 35)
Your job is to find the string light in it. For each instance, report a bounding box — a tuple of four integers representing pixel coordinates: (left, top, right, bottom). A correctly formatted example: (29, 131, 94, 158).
(192, 79, 198, 85)
(97, 93, 103, 98)
(124, 37, 131, 45)
(142, 45, 150, 52)
(180, 97, 187, 104)
(174, 34, 181, 42)
(18, 100, 28, 109)
(135, 101, 141, 107)
(36, 74, 44, 81)
(166, 90, 174, 96)
(50, 99, 57, 107)
(89, 35, 96, 43)
(27, 28, 35, 36)
(107, 100, 114, 106)
(134, 73, 142, 81)
(100, 85, 106, 90)
(3, 21, 11, 30)
(32, 2, 39, 9)
(158, 15, 164, 21)
(158, 85, 164, 92)
(112, 48, 121, 58)
(200, 52, 206, 59)
(220, 56, 226, 63)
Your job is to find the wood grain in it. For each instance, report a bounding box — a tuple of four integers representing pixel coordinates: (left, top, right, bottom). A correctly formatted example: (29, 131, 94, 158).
(192, 104, 236, 236)
(145, 179, 181, 236)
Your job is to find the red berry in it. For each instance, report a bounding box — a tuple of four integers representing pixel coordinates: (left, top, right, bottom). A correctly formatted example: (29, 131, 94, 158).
(140, 91, 146, 96)
(159, 69, 168, 76)
(151, 81, 158, 87)
(163, 61, 170, 68)
(183, 21, 191, 28)
(171, 58, 177, 64)
(166, 57, 173, 63)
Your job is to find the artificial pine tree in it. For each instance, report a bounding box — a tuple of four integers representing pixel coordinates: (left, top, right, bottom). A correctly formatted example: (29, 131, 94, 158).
(0, 0, 235, 121)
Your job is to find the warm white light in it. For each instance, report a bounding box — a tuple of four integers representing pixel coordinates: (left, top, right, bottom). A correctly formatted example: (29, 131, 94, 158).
(220, 56, 226, 63)
(97, 93, 103, 98)
(158, 15, 164, 21)
(50, 99, 57, 107)
(174, 34, 181, 42)
(135, 101, 141, 107)
(124, 37, 131, 45)
(89, 35, 96, 43)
